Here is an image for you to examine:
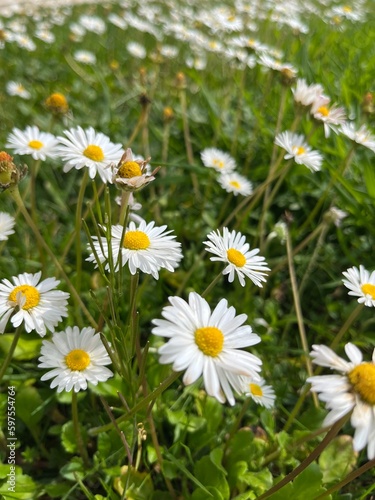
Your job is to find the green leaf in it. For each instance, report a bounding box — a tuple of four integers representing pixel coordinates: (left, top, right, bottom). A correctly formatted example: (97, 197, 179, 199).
(0, 335, 42, 361)
(319, 435, 357, 484)
(191, 486, 224, 500)
(364, 163, 375, 198)
(194, 455, 230, 500)
(61, 421, 77, 454)
(0, 472, 38, 500)
(16, 386, 44, 428)
(241, 469, 273, 495)
(292, 463, 329, 499)
(163, 451, 213, 496)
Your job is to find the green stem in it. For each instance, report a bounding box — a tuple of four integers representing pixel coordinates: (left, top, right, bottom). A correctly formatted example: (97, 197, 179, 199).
(330, 303, 364, 350)
(286, 228, 319, 408)
(201, 272, 222, 298)
(0, 327, 22, 385)
(257, 415, 349, 500)
(75, 169, 89, 293)
(72, 391, 90, 468)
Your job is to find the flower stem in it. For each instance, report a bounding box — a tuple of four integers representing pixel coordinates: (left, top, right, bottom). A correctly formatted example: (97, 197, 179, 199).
(75, 169, 89, 293)
(201, 272, 222, 298)
(257, 415, 349, 500)
(0, 327, 22, 386)
(71, 391, 90, 468)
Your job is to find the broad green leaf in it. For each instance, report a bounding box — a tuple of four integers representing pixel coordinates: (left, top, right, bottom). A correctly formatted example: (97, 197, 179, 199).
(319, 435, 357, 484)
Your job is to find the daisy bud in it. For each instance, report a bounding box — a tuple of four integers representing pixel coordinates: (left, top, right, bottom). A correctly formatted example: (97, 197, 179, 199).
(44, 92, 69, 115)
(0, 152, 27, 192)
(163, 106, 174, 122)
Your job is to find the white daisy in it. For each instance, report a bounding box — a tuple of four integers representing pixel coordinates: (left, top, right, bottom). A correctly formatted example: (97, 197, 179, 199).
(111, 148, 158, 191)
(340, 122, 375, 153)
(78, 15, 106, 35)
(0, 212, 15, 241)
(127, 41, 147, 59)
(342, 265, 375, 307)
(241, 376, 276, 409)
(152, 292, 262, 405)
(200, 148, 236, 173)
(56, 126, 124, 183)
(6, 81, 31, 99)
(38, 326, 113, 393)
(218, 172, 253, 196)
(311, 97, 347, 137)
(204, 227, 270, 287)
(274, 131, 323, 172)
(87, 220, 183, 279)
(292, 78, 324, 107)
(0, 271, 69, 336)
(308, 343, 375, 459)
(73, 50, 96, 65)
(6, 126, 59, 161)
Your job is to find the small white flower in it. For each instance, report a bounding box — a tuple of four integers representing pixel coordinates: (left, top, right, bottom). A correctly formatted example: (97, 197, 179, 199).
(78, 15, 106, 35)
(292, 78, 324, 107)
(340, 122, 375, 153)
(200, 148, 236, 173)
(218, 172, 253, 196)
(241, 377, 276, 408)
(56, 126, 124, 183)
(308, 343, 375, 459)
(274, 131, 323, 172)
(0, 212, 15, 241)
(342, 265, 375, 307)
(73, 50, 96, 65)
(6, 126, 59, 161)
(127, 42, 146, 59)
(0, 271, 69, 336)
(87, 220, 183, 279)
(152, 292, 262, 405)
(204, 227, 270, 287)
(6, 81, 31, 99)
(311, 97, 347, 137)
(38, 326, 113, 393)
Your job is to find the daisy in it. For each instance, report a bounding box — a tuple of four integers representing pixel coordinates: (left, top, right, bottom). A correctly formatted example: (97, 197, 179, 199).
(342, 265, 375, 307)
(241, 376, 276, 408)
(6, 126, 59, 161)
(0, 271, 69, 336)
(111, 148, 158, 191)
(152, 292, 262, 405)
(78, 15, 106, 35)
(218, 172, 253, 196)
(6, 81, 31, 99)
(311, 97, 347, 137)
(127, 42, 146, 59)
(87, 220, 183, 279)
(56, 126, 124, 183)
(38, 326, 113, 393)
(0, 212, 15, 241)
(204, 227, 270, 287)
(200, 148, 236, 173)
(292, 78, 324, 107)
(340, 122, 375, 153)
(274, 131, 323, 172)
(308, 343, 375, 459)
(73, 50, 96, 65)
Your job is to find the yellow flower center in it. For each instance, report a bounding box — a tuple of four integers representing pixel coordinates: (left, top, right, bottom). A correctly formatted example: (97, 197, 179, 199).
(249, 383, 263, 397)
(212, 159, 224, 169)
(361, 283, 375, 299)
(230, 180, 240, 189)
(28, 140, 43, 150)
(295, 146, 306, 155)
(8, 285, 40, 310)
(123, 230, 150, 250)
(117, 161, 142, 178)
(65, 349, 91, 371)
(45, 93, 68, 113)
(227, 248, 246, 267)
(348, 363, 375, 405)
(83, 144, 104, 162)
(343, 6, 352, 12)
(317, 106, 329, 117)
(194, 326, 224, 357)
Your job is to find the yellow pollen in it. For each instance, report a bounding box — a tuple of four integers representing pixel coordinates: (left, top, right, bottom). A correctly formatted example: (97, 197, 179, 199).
(317, 106, 329, 117)
(361, 283, 375, 299)
(227, 248, 246, 267)
(348, 363, 375, 405)
(230, 180, 240, 189)
(194, 326, 224, 357)
(295, 146, 306, 155)
(65, 349, 90, 371)
(249, 383, 263, 397)
(123, 230, 150, 250)
(9, 285, 40, 310)
(117, 161, 142, 178)
(83, 144, 104, 162)
(28, 140, 43, 150)
(213, 159, 224, 169)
